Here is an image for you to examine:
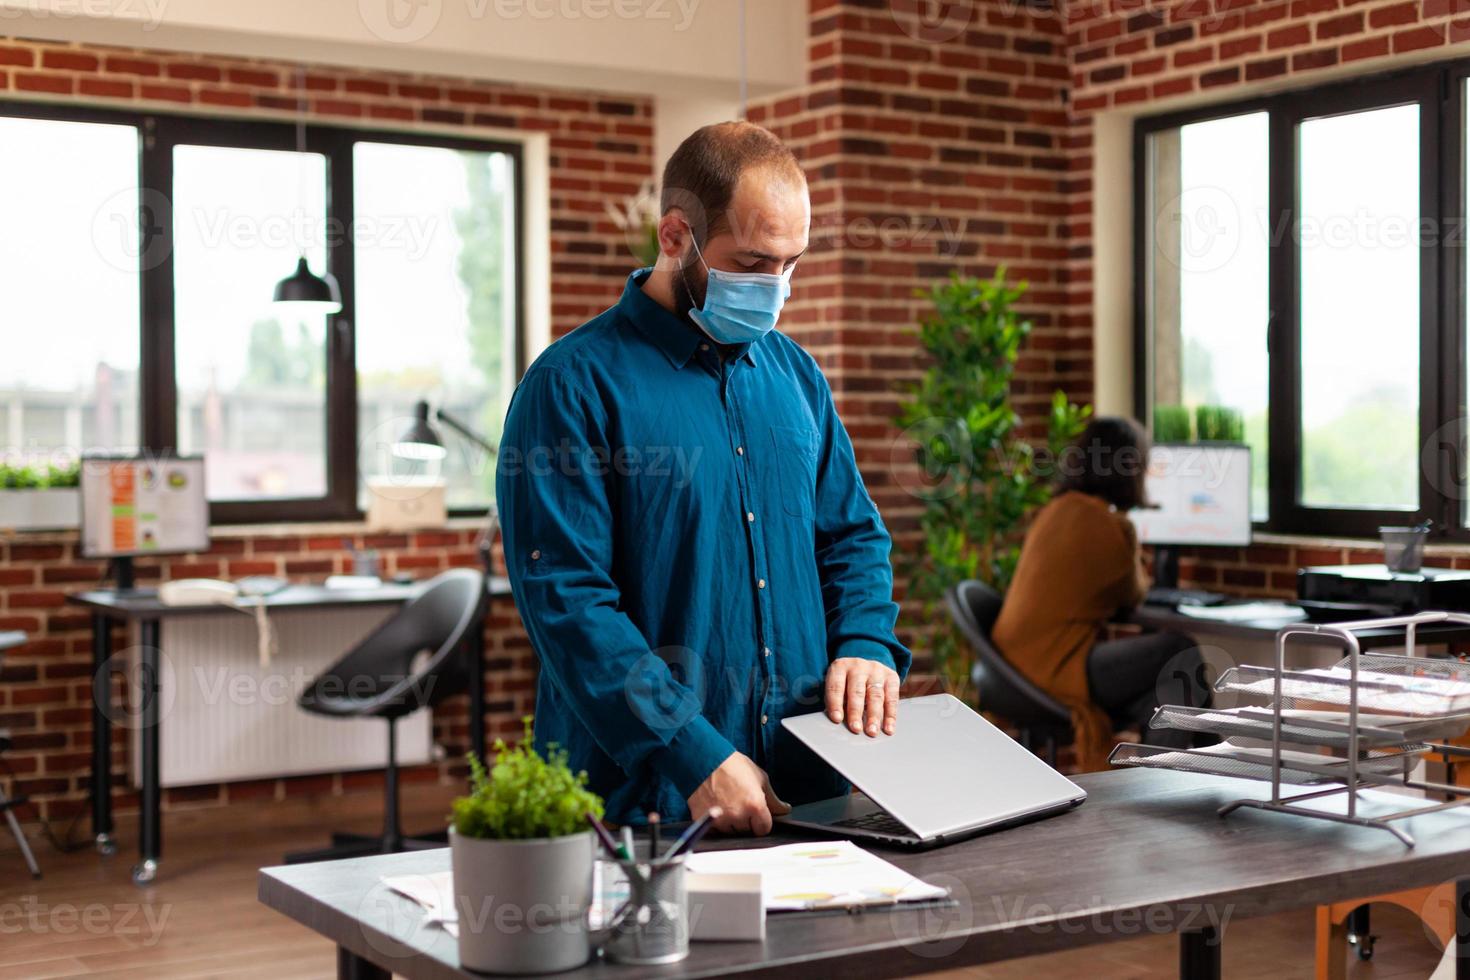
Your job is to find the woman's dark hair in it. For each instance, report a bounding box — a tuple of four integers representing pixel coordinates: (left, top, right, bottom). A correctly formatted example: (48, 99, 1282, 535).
(1056, 416, 1151, 512)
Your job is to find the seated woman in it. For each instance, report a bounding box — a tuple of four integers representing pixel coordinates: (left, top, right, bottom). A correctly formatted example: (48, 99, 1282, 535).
(991, 416, 1207, 771)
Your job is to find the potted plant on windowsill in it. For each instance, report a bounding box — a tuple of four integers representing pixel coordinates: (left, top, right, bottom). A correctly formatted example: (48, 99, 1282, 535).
(450, 718, 604, 975)
(0, 461, 81, 531)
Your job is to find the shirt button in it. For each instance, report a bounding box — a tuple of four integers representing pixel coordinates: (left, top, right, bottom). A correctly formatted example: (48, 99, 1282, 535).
(736, 446, 744, 455)
(763, 646, 771, 656)
(530, 549, 541, 560)
(761, 714, 769, 725)
(699, 343, 710, 351)
(746, 511, 755, 523)
(757, 578, 766, 589)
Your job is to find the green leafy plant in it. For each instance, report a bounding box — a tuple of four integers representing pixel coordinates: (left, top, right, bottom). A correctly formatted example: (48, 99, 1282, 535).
(1195, 404, 1244, 443)
(1153, 404, 1192, 443)
(896, 270, 1090, 697)
(0, 461, 79, 489)
(451, 717, 603, 841)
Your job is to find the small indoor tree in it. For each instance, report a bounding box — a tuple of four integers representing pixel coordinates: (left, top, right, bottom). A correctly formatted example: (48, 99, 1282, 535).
(896, 270, 1090, 697)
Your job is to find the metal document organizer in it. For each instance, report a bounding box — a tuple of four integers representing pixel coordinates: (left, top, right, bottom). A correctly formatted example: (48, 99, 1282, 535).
(1109, 611, 1470, 846)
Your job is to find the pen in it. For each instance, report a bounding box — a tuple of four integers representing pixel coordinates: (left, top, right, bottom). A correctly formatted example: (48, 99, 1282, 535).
(663, 807, 721, 861)
(648, 812, 660, 864)
(585, 812, 621, 859)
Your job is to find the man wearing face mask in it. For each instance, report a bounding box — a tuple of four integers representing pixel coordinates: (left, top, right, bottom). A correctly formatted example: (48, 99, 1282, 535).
(496, 122, 911, 835)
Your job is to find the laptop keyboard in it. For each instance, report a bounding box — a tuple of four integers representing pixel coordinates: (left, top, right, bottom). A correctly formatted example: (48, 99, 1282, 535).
(830, 810, 914, 838)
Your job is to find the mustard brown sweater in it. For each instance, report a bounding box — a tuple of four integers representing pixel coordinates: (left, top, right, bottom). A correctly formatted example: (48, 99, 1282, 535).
(991, 491, 1149, 771)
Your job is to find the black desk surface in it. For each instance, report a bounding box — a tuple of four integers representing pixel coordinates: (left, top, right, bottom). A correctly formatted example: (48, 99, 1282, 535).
(1128, 601, 1470, 646)
(68, 576, 513, 620)
(258, 768, 1470, 979)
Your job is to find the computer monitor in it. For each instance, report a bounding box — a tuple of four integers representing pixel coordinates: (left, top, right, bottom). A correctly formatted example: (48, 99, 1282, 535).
(80, 455, 209, 568)
(1130, 442, 1252, 588)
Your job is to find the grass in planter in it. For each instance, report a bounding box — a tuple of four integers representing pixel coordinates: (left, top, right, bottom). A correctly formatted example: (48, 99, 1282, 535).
(452, 717, 604, 840)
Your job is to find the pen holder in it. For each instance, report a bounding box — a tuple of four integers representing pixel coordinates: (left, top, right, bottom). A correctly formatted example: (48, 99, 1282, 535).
(602, 855, 689, 965)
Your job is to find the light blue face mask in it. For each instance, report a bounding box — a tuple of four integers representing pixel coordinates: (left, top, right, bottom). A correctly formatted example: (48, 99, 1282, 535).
(683, 234, 793, 346)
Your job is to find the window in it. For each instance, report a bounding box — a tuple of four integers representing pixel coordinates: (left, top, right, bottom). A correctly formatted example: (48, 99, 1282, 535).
(354, 142, 517, 510)
(0, 115, 141, 468)
(172, 144, 331, 502)
(1137, 66, 1448, 537)
(0, 101, 524, 522)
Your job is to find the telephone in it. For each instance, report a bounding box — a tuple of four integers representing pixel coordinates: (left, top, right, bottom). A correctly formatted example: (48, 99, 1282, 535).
(158, 578, 239, 606)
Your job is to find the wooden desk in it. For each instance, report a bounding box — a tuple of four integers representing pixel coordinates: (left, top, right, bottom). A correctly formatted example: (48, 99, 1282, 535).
(71, 576, 513, 885)
(259, 769, 1470, 980)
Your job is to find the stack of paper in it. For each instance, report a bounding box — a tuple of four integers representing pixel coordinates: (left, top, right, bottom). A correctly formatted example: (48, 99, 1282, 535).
(685, 840, 948, 911)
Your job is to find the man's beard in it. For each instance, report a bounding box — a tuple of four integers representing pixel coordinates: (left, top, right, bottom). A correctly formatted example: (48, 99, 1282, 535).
(674, 257, 707, 323)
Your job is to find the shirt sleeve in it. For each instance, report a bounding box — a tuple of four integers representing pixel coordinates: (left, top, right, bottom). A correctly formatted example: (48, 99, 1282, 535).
(809, 370, 913, 679)
(495, 367, 736, 798)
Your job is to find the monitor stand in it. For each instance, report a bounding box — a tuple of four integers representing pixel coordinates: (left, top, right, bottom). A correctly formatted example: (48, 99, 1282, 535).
(105, 557, 149, 597)
(1152, 545, 1181, 590)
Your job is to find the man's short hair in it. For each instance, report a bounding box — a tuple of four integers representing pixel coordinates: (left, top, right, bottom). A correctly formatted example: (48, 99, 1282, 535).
(660, 121, 805, 244)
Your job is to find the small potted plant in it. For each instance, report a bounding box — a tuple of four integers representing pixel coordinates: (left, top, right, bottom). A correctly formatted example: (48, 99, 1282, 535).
(450, 718, 604, 975)
(0, 459, 81, 531)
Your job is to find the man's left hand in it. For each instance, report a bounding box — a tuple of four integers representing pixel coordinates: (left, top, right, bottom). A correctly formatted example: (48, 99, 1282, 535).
(824, 658, 900, 737)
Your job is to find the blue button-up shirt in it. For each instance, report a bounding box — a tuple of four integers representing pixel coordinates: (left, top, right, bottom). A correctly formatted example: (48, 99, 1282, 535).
(496, 269, 911, 824)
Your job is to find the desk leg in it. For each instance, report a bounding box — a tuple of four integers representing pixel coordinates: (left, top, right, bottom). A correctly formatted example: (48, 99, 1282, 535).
(467, 622, 487, 765)
(132, 618, 161, 886)
(89, 613, 115, 855)
(1180, 926, 1221, 980)
(1456, 877, 1470, 980)
(337, 947, 390, 980)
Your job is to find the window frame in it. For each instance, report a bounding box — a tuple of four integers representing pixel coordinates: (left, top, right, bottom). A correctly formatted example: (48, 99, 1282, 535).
(1133, 62, 1461, 540)
(0, 98, 526, 524)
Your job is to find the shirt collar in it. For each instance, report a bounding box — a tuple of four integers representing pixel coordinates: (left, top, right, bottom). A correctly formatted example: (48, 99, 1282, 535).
(619, 268, 759, 369)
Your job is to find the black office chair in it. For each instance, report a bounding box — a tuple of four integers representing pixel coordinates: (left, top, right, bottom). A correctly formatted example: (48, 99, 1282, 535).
(285, 568, 486, 864)
(0, 631, 40, 878)
(945, 580, 1074, 768)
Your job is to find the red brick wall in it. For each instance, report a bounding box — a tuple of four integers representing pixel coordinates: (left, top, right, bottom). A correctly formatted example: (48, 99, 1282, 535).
(746, 0, 1077, 655)
(1064, 0, 1470, 594)
(0, 37, 652, 829)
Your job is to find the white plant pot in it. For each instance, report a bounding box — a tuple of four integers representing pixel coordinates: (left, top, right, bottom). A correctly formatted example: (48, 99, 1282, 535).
(0, 489, 79, 531)
(450, 827, 594, 975)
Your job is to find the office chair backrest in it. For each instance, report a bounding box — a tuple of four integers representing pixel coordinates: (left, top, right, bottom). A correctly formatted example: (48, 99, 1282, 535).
(945, 580, 1072, 731)
(301, 567, 486, 720)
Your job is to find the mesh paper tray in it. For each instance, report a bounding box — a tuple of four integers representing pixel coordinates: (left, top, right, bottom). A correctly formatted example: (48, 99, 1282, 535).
(1150, 704, 1447, 748)
(1108, 741, 1421, 785)
(1216, 664, 1470, 721)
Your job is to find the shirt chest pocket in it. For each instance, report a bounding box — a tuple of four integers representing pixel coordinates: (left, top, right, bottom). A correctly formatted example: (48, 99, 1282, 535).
(769, 424, 818, 520)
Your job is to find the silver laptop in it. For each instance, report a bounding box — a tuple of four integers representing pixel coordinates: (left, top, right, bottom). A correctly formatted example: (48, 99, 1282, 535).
(778, 693, 1086, 849)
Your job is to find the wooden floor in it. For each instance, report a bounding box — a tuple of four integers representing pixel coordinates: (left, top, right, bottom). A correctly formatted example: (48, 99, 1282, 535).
(0, 792, 1450, 979)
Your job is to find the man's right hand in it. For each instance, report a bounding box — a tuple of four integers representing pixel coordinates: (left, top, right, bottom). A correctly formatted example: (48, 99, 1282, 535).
(688, 752, 790, 836)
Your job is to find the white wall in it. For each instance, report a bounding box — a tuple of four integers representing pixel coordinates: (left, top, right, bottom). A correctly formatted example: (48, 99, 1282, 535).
(0, 0, 806, 105)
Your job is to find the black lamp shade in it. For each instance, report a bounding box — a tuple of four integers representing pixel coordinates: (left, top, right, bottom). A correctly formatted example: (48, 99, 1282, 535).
(273, 256, 342, 311)
(393, 400, 446, 460)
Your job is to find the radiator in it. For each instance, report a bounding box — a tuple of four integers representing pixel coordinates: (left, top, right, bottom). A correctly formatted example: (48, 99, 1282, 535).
(128, 605, 435, 788)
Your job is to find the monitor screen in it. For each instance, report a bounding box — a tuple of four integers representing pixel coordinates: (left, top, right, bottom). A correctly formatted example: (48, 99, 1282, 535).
(1130, 443, 1252, 548)
(79, 455, 210, 559)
